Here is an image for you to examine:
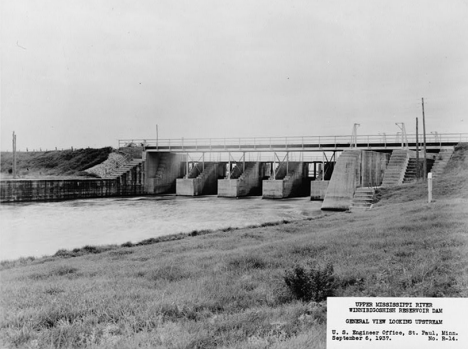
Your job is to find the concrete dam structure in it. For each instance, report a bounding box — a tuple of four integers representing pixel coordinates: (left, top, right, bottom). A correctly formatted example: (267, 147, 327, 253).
(144, 152, 317, 199)
(141, 146, 441, 206)
(1, 133, 464, 203)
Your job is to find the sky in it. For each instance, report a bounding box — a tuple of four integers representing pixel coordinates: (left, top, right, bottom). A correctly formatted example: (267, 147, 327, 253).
(1, 0, 468, 151)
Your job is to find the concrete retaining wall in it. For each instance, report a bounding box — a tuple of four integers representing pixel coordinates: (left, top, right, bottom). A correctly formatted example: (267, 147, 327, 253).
(0, 178, 144, 203)
(361, 151, 390, 187)
(145, 152, 185, 194)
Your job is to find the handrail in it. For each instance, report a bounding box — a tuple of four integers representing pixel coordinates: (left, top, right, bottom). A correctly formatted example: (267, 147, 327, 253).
(118, 133, 468, 150)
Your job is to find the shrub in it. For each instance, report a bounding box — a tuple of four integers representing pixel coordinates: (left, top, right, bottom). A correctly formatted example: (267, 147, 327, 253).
(284, 262, 335, 302)
(188, 230, 199, 237)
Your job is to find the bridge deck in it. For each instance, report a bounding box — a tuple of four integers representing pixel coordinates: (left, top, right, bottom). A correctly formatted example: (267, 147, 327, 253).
(119, 133, 467, 153)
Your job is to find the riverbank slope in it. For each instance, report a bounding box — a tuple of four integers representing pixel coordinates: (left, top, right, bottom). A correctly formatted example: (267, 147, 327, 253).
(0, 146, 143, 179)
(0, 148, 112, 179)
(0, 144, 467, 349)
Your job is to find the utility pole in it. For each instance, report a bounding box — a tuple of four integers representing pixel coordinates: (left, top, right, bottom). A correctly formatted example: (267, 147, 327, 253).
(422, 98, 427, 179)
(156, 124, 159, 149)
(351, 123, 360, 147)
(12, 131, 17, 179)
(395, 123, 408, 148)
(416, 117, 420, 179)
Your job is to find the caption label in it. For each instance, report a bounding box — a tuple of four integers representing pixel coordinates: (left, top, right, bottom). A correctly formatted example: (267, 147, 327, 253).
(327, 297, 468, 348)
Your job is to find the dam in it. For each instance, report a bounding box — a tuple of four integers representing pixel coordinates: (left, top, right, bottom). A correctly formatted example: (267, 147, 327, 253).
(1, 132, 466, 211)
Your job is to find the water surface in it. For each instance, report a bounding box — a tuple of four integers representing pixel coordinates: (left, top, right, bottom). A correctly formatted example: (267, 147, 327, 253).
(0, 196, 322, 260)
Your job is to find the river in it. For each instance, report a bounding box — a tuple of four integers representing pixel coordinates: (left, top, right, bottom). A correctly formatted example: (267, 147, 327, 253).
(0, 196, 322, 261)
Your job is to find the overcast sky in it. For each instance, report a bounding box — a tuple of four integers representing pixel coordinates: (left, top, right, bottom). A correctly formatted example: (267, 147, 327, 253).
(1, 0, 468, 150)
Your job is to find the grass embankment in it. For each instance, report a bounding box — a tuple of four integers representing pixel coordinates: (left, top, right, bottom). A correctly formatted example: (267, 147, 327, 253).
(0, 148, 113, 179)
(0, 145, 467, 349)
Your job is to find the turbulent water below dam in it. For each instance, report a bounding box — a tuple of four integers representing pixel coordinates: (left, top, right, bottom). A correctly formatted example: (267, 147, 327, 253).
(0, 195, 323, 261)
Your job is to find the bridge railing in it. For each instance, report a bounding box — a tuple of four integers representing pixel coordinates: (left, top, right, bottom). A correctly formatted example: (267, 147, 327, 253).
(118, 133, 468, 151)
(181, 153, 329, 162)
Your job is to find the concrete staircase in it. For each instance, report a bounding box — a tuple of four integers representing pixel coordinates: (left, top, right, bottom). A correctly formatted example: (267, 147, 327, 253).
(382, 150, 410, 187)
(431, 148, 454, 179)
(403, 158, 418, 183)
(106, 159, 145, 180)
(85, 152, 133, 178)
(351, 187, 375, 210)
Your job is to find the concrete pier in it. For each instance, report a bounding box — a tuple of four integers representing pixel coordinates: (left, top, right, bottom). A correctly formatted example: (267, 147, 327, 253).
(310, 180, 329, 200)
(262, 162, 309, 199)
(218, 162, 263, 197)
(176, 163, 225, 196)
(321, 150, 362, 211)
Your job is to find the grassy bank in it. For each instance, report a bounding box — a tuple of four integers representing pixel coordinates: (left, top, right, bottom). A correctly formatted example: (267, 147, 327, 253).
(0, 148, 113, 179)
(0, 145, 467, 349)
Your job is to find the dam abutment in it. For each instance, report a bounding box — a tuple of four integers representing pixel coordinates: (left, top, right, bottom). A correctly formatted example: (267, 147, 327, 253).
(145, 152, 186, 194)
